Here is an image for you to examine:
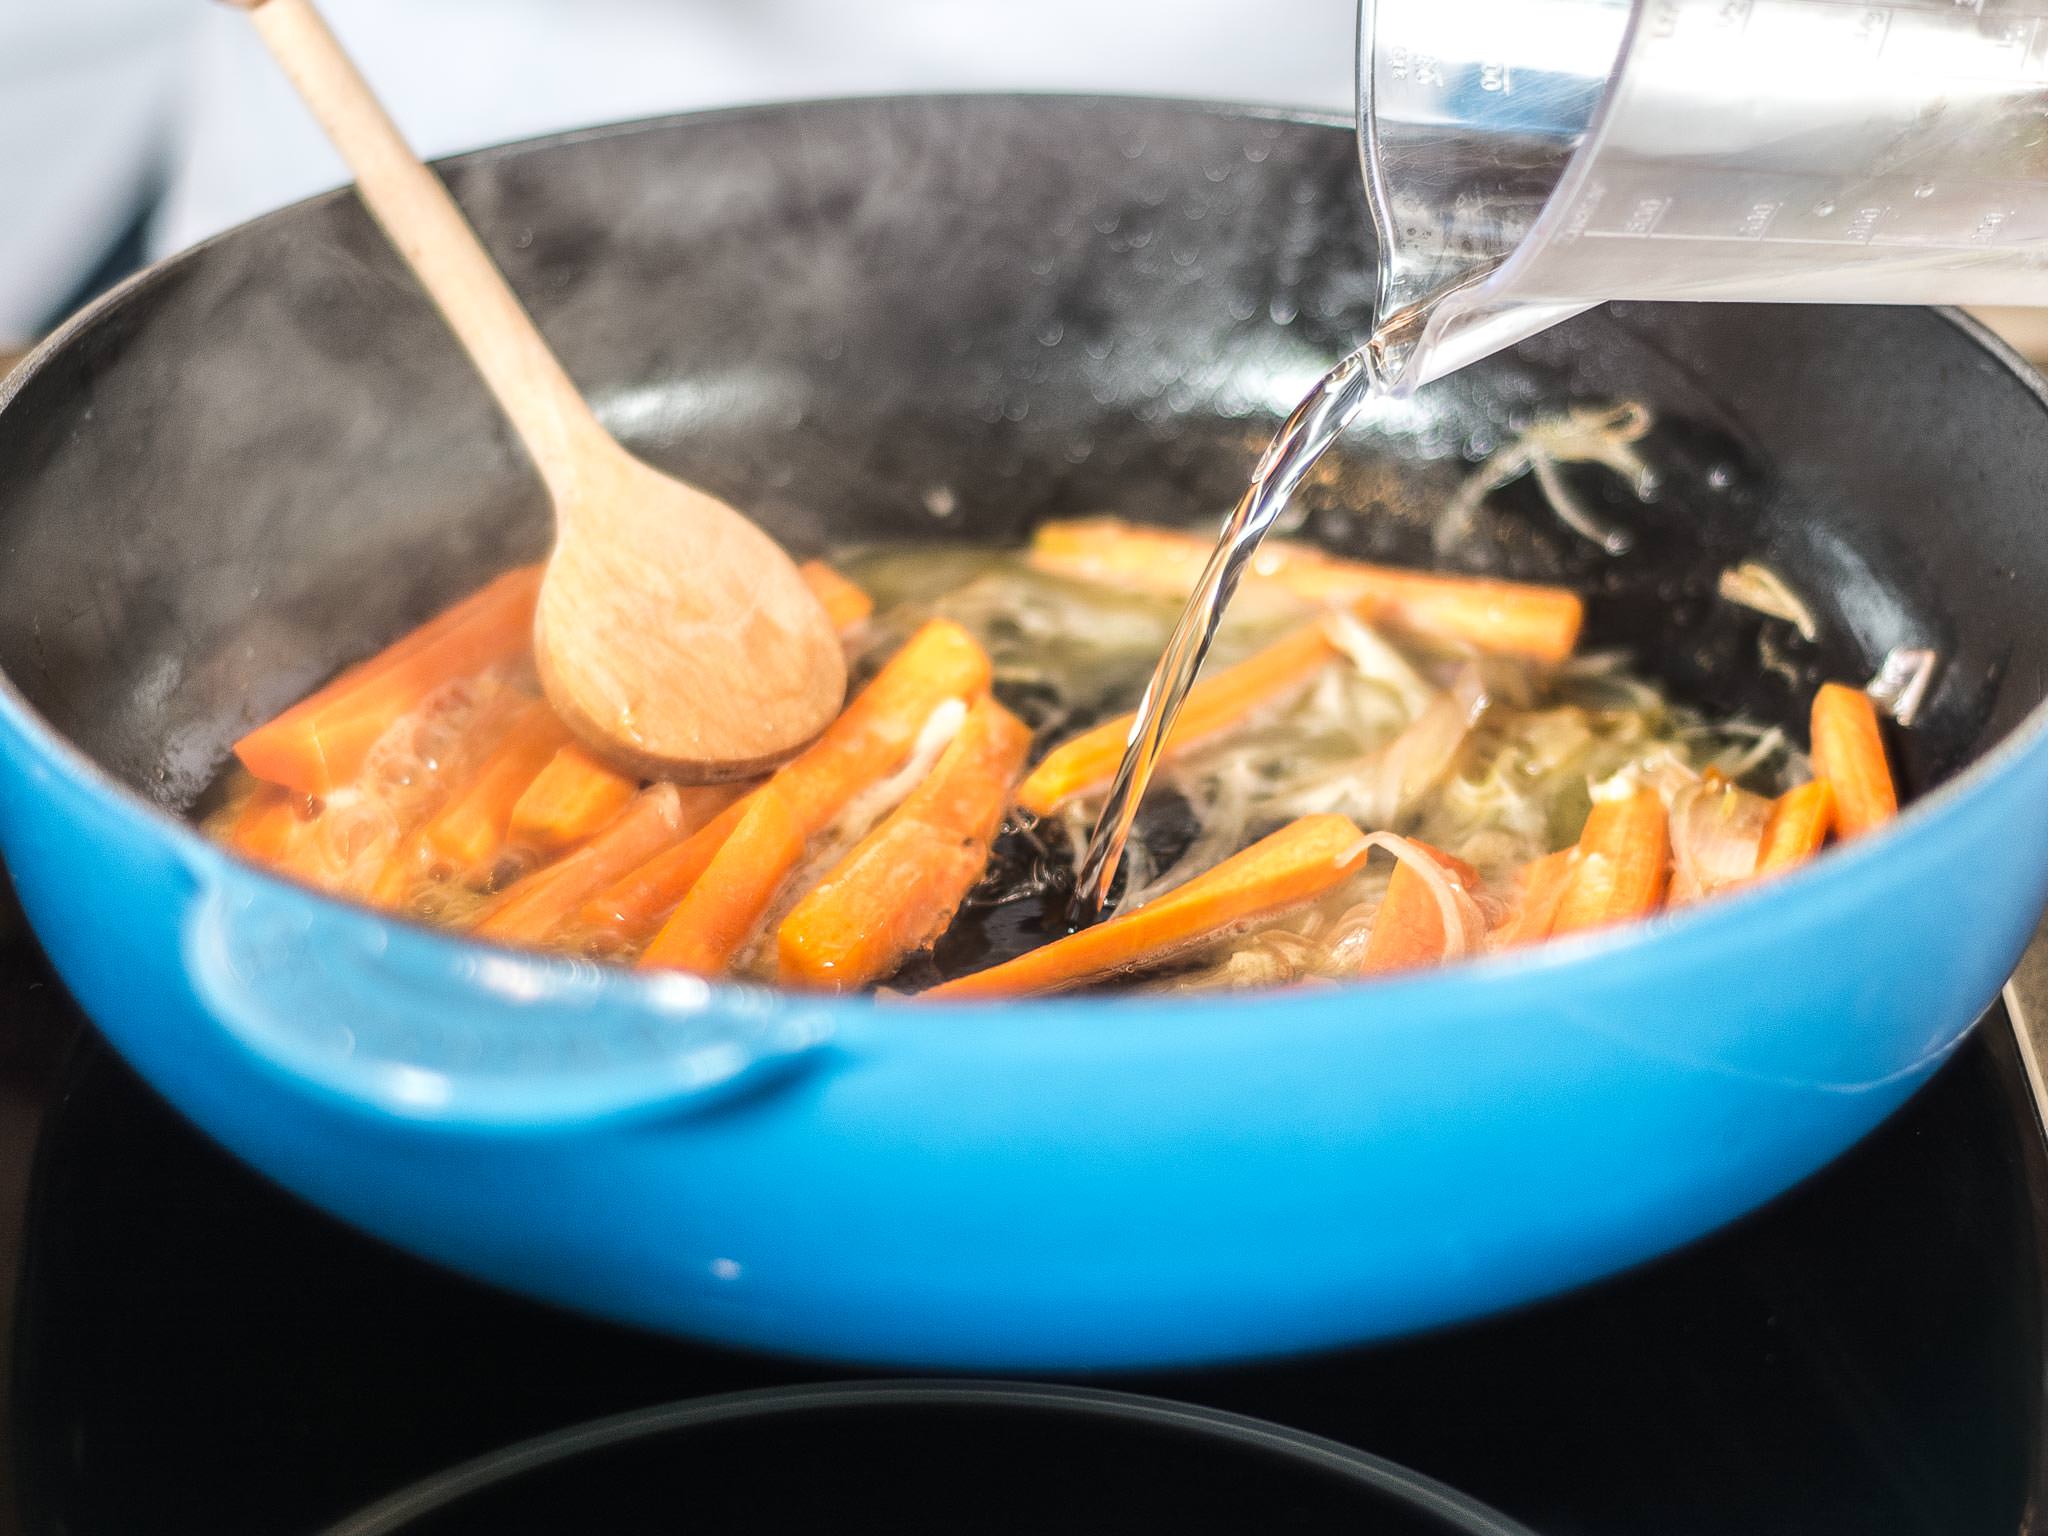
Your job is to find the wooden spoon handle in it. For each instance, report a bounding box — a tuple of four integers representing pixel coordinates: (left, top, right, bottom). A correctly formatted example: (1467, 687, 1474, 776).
(233, 0, 602, 492)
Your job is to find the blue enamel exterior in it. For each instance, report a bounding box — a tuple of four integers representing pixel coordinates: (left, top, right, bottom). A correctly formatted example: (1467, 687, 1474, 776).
(2, 641, 2044, 1367)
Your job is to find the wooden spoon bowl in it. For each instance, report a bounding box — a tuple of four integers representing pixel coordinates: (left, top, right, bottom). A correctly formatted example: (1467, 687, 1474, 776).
(534, 445, 847, 781)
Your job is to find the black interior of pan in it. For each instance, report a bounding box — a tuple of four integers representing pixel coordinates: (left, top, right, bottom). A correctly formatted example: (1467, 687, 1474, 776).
(0, 96, 2043, 820)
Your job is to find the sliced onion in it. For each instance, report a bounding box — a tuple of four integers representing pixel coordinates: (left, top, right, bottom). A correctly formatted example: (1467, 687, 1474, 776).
(1321, 610, 1437, 716)
(1593, 746, 1697, 807)
(1435, 400, 1654, 555)
(832, 697, 968, 845)
(1530, 454, 1634, 555)
(1368, 665, 1489, 823)
(1168, 930, 1322, 992)
(1701, 724, 1789, 782)
(1667, 779, 1770, 904)
(1351, 830, 1489, 967)
(1121, 756, 1262, 909)
(1717, 561, 1819, 641)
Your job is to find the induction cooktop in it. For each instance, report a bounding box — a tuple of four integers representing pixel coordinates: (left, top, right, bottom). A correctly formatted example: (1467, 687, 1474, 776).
(3, 890, 2044, 1536)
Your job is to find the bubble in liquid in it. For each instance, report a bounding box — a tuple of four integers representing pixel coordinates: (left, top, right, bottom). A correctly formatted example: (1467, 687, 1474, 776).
(1037, 320, 1065, 348)
(1914, 182, 1937, 199)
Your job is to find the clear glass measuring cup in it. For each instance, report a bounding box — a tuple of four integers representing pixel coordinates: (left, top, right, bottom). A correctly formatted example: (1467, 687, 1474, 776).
(1360, 0, 2048, 390)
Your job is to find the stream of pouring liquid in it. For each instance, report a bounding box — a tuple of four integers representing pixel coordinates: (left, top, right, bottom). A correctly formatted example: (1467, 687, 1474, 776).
(1072, 332, 1404, 919)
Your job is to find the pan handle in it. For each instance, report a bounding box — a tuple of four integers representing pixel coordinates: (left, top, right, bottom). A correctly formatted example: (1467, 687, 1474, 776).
(181, 864, 836, 1132)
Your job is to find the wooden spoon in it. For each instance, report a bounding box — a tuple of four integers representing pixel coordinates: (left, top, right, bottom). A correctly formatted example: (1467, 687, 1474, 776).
(230, 0, 846, 782)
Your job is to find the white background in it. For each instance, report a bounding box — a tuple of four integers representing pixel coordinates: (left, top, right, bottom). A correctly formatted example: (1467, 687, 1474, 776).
(0, 0, 1357, 344)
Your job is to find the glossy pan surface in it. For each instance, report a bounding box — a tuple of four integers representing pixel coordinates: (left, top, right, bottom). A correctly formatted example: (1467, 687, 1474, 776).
(323, 1383, 1535, 1535)
(1, 97, 2045, 1366)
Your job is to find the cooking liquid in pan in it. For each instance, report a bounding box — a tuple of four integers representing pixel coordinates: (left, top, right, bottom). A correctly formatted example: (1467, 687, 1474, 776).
(203, 519, 1838, 995)
(1074, 304, 1476, 915)
(1073, 347, 1387, 916)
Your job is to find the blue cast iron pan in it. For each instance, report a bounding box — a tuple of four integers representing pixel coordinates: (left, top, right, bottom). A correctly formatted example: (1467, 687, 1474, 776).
(0, 97, 2044, 1367)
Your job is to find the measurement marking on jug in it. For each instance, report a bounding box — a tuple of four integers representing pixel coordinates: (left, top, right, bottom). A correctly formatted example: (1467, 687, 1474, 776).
(1560, 182, 1606, 241)
(1713, 0, 1754, 33)
(1846, 204, 1888, 242)
(1738, 201, 1782, 239)
(1479, 60, 1513, 94)
(1974, 207, 2014, 241)
(1587, 230, 1994, 251)
(1624, 197, 1672, 237)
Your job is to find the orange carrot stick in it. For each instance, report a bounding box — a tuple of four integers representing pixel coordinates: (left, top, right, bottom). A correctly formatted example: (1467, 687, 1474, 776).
(1029, 518, 1583, 661)
(576, 795, 752, 941)
(1357, 843, 1481, 976)
(768, 617, 993, 837)
(412, 699, 573, 875)
(924, 814, 1370, 1000)
(1494, 847, 1578, 947)
(471, 784, 686, 944)
(1015, 623, 1335, 816)
(800, 560, 874, 632)
(1551, 787, 1670, 936)
(639, 789, 808, 975)
(234, 565, 542, 797)
(508, 742, 639, 853)
(630, 620, 992, 971)
(225, 784, 300, 864)
(351, 688, 543, 906)
(1751, 779, 1836, 879)
(1334, 565, 1583, 664)
(1810, 683, 1897, 841)
(778, 698, 1031, 990)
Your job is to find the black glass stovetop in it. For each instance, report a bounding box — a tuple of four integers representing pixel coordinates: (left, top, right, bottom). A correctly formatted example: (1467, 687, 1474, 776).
(2, 897, 2044, 1536)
